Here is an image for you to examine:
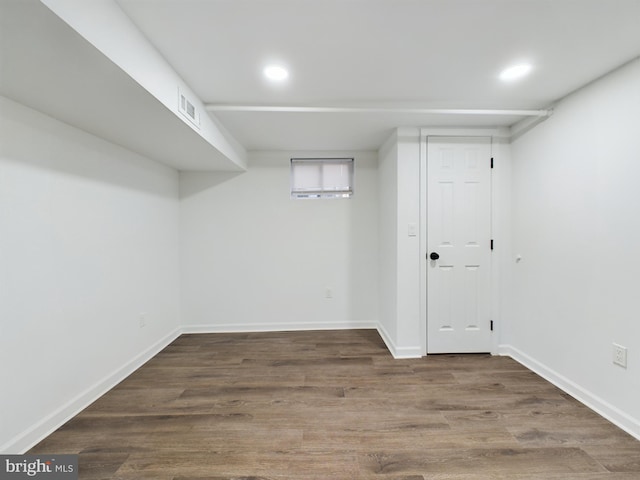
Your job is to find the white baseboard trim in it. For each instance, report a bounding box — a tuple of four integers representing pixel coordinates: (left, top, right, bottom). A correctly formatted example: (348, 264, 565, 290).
(2, 327, 182, 454)
(499, 343, 640, 441)
(182, 320, 378, 334)
(376, 324, 422, 359)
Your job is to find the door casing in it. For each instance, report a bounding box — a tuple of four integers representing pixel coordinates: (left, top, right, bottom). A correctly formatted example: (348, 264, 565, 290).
(419, 129, 503, 356)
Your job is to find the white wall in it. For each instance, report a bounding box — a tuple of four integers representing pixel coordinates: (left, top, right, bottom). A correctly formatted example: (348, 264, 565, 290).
(377, 134, 399, 347)
(0, 96, 181, 452)
(180, 151, 378, 331)
(395, 130, 422, 355)
(377, 129, 422, 358)
(489, 138, 513, 353)
(506, 58, 640, 438)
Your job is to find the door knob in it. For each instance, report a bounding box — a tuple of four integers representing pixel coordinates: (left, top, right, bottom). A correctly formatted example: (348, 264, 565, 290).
(430, 252, 440, 260)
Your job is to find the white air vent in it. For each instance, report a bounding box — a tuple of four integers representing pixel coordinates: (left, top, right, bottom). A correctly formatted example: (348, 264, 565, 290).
(178, 87, 200, 129)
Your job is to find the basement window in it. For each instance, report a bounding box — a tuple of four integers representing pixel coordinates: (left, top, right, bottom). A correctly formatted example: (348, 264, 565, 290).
(290, 158, 354, 199)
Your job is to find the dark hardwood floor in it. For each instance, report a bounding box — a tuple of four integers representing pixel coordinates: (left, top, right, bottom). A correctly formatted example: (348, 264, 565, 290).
(29, 329, 640, 479)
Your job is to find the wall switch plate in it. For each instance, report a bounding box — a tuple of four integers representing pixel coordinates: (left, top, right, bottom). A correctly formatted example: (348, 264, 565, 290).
(613, 343, 627, 368)
(139, 313, 147, 328)
(325, 288, 333, 299)
(408, 223, 417, 237)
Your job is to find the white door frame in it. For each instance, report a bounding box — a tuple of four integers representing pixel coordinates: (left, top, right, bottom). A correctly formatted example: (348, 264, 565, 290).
(419, 127, 509, 357)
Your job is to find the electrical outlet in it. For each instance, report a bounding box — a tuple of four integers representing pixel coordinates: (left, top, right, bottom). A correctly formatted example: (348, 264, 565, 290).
(613, 343, 627, 368)
(139, 313, 147, 328)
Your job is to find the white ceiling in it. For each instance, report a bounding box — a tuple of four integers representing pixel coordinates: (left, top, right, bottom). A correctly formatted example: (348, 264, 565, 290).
(2, 0, 640, 160)
(115, 0, 640, 150)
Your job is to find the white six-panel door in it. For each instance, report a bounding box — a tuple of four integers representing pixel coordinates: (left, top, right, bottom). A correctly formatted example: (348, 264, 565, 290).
(427, 137, 492, 353)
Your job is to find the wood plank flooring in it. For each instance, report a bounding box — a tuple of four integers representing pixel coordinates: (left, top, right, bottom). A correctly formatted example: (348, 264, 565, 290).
(28, 329, 640, 479)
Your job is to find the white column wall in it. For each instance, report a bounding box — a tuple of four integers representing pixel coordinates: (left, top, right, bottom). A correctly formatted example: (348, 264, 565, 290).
(395, 130, 422, 356)
(377, 129, 422, 357)
(377, 134, 399, 348)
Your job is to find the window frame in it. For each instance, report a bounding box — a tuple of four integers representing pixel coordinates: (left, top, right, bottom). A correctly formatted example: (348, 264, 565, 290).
(290, 157, 354, 199)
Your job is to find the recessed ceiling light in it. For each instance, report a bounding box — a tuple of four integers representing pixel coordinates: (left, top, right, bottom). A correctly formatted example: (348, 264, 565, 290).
(264, 65, 289, 81)
(499, 63, 532, 82)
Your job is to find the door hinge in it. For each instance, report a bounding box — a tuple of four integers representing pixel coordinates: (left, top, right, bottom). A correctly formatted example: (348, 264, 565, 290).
(491, 239, 494, 250)
(491, 157, 494, 169)
(490, 320, 494, 331)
